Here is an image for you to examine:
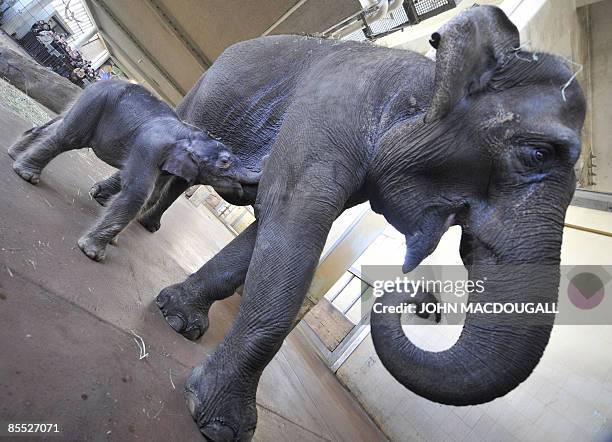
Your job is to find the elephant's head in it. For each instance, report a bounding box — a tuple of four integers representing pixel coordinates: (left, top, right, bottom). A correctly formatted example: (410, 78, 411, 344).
(368, 5, 586, 405)
(161, 132, 262, 193)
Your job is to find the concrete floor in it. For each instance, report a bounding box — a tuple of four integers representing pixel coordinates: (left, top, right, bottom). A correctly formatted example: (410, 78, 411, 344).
(0, 104, 386, 441)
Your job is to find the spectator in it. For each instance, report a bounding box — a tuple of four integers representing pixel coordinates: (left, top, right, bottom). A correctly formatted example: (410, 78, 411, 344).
(22, 20, 99, 86)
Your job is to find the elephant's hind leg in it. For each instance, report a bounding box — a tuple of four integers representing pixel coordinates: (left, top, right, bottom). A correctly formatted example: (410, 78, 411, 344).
(13, 84, 106, 184)
(11, 117, 67, 184)
(7, 116, 61, 160)
(156, 221, 257, 340)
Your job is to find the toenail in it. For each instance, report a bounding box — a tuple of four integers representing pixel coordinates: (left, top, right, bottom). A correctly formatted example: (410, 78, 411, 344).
(185, 391, 199, 416)
(156, 294, 168, 308)
(201, 422, 234, 442)
(166, 315, 184, 331)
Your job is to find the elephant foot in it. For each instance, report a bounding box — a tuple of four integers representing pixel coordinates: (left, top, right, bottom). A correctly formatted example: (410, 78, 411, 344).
(138, 215, 161, 233)
(77, 235, 108, 262)
(89, 183, 114, 206)
(12, 159, 41, 185)
(155, 283, 210, 341)
(185, 361, 257, 442)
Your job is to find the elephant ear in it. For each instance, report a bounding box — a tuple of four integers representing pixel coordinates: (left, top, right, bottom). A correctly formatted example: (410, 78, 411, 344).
(160, 139, 199, 184)
(424, 5, 520, 123)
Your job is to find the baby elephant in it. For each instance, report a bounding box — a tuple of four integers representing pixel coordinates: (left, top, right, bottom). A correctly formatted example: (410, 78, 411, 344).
(9, 79, 260, 261)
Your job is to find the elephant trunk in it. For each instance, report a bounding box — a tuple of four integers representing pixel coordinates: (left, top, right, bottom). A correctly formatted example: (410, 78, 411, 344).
(233, 166, 262, 184)
(370, 224, 562, 405)
(232, 154, 267, 185)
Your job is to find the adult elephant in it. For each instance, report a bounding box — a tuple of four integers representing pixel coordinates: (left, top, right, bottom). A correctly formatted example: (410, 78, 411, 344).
(153, 5, 585, 440)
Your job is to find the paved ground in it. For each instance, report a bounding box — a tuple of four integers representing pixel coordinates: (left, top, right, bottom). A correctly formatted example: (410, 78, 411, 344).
(0, 104, 386, 441)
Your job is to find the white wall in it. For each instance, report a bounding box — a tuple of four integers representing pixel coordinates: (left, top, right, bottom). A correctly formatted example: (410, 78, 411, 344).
(589, 0, 612, 192)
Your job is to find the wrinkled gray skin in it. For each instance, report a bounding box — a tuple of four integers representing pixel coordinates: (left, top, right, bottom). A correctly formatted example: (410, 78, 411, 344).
(9, 79, 260, 261)
(161, 6, 583, 441)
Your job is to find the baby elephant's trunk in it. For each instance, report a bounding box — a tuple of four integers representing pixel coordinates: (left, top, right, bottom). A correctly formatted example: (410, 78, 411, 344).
(232, 155, 267, 184)
(234, 166, 262, 184)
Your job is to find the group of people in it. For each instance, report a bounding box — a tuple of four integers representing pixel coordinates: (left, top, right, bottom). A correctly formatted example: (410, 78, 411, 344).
(26, 20, 98, 86)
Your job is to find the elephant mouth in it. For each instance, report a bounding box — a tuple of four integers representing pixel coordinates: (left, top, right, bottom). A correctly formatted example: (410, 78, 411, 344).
(455, 204, 516, 268)
(457, 226, 497, 268)
(403, 212, 456, 273)
(401, 201, 470, 273)
(208, 179, 245, 196)
(400, 200, 505, 273)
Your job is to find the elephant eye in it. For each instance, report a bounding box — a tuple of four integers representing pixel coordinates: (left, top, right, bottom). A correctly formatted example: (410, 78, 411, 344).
(521, 145, 554, 168)
(218, 156, 232, 169)
(532, 148, 549, 163)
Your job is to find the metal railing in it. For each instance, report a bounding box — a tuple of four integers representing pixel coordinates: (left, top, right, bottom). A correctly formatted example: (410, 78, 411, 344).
(404, 0, 456, 24)
(340, 0, 457, 42)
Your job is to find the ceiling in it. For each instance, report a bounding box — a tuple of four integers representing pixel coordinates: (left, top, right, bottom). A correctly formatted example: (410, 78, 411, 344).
(84, 0, 362, 104)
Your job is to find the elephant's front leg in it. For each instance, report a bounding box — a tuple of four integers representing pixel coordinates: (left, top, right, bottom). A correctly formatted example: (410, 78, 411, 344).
(185, 177, 350, 441)
(138, 176, 190, 232)
(156, 221, 257, 340)
(89, 171, 122, 206)
(78, 169, 157, 261)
